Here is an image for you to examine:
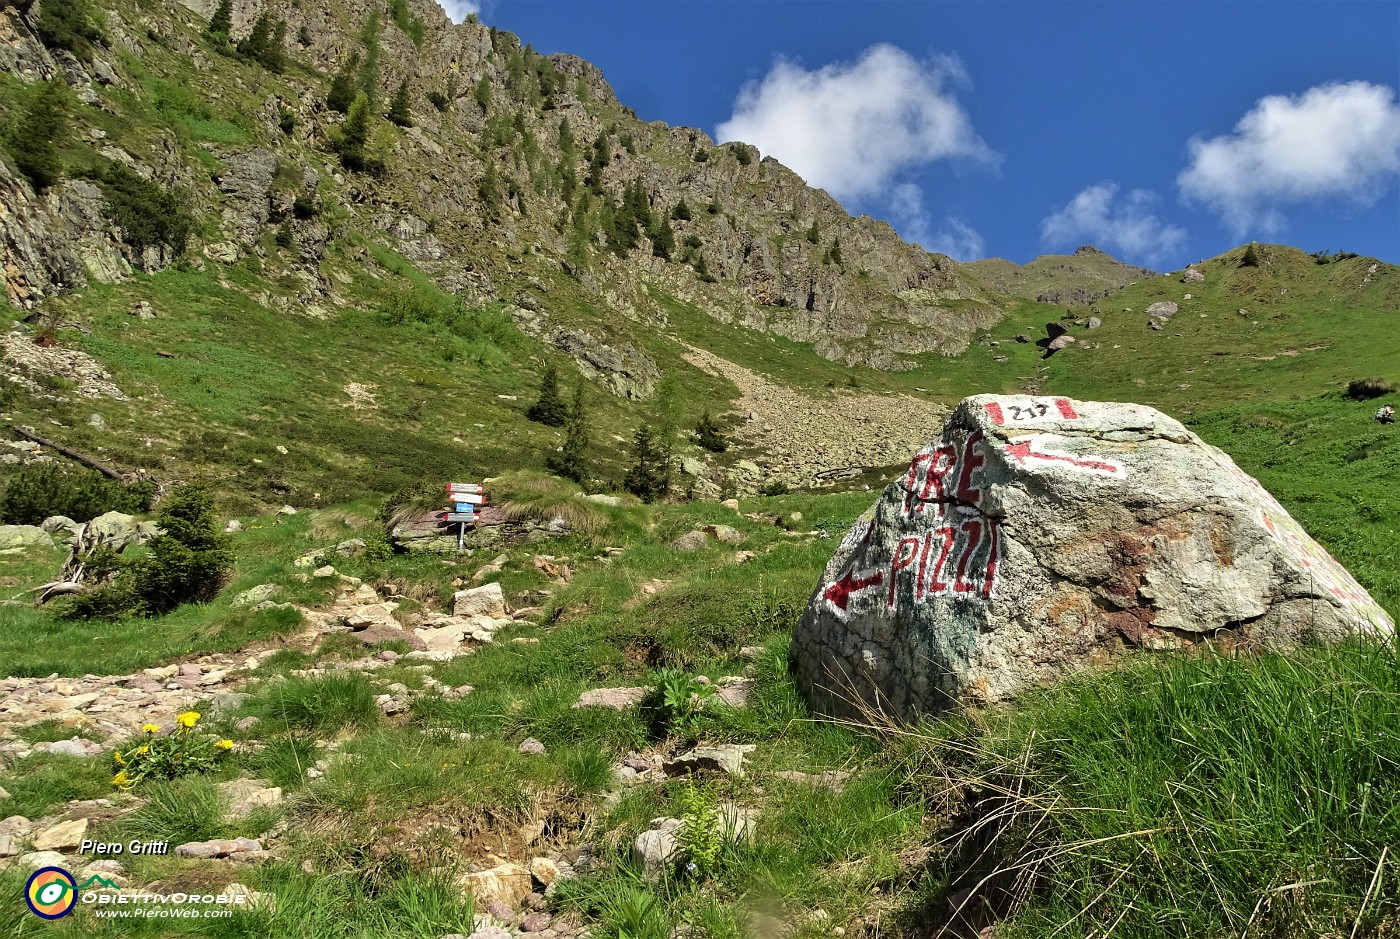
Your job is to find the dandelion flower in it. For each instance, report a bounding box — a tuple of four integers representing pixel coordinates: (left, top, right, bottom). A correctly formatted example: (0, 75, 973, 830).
(142, 723, 160, 734)
(176, 711, 200, 729)
(136, 745, 149, 756)
(216, 739, 234, 750)
(112, 750, 126, 766)
(112, 771, 131, 789)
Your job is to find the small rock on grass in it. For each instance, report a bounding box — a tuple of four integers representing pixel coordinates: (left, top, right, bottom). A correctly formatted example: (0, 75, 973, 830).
(19, 851, 68, 870)
(663, 744, 755, 778)
(517, 738, 546, 755)
(33, 818, 87, 851)
(38, 738, 103, 758)
(573, 687, 648, 710)
(174, 837, 263, 859)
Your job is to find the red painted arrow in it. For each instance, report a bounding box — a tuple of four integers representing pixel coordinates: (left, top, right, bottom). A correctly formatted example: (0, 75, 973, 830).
(823, 568, 885, 611)
(1003, 439, 1122, 475)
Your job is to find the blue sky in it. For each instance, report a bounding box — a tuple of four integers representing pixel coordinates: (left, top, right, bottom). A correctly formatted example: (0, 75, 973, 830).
(443, 1, 1400, 270)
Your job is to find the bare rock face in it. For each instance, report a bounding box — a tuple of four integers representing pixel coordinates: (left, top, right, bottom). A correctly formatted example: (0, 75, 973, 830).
(791, 395, 1394, 720)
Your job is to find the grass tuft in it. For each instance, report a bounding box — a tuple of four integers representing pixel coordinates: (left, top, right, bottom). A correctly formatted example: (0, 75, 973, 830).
(901, 639, 1400, 936)
(242, 672, 380, 735)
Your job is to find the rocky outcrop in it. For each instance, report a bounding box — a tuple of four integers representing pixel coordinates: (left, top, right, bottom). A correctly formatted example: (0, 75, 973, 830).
(791, 395, 1394, 720)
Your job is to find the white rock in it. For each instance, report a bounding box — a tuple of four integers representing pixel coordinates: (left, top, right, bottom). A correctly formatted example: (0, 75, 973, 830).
(452, 582, 506, 618)
(458, 862, 532, 910)
(34, 818, 88, 851)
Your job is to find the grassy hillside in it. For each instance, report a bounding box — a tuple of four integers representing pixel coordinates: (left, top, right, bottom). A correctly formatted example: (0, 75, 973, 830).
(963, 244, 1157, 305)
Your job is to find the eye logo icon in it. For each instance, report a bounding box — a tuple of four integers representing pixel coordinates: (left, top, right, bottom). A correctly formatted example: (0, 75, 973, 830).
(26, 866, 77, 919)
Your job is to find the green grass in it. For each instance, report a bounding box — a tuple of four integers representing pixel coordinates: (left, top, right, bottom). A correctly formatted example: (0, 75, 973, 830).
(1043, 245, 1400, 417)
(0, 751, 112, 818)
(239, 672, 380, 736)
(900, 639, 1400, 937)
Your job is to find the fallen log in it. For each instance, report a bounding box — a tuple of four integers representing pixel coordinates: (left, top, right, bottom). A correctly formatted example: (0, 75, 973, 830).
(35, 581, 84, 603)
(12, 426, 124, 480)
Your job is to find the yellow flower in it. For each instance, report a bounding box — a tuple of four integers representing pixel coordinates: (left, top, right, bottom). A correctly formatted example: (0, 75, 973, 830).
(112, 750, 126, 766)
(136, 745, 149, 756)
(142, 723, 160, 734)
(215, 739, 234, 750)
(176, 711, 200, 730)
(112, 771, 131, 789)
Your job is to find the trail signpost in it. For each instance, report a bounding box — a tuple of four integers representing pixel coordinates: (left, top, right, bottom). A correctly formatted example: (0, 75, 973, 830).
(438, 483, 487, 550)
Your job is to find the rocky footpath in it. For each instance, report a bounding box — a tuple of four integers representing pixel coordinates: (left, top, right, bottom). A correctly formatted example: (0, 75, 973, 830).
(792, 394, 1395, 720)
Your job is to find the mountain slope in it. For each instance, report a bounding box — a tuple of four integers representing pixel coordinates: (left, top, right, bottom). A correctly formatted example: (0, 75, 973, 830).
(963, 243, 1158, 306)
(2, 0, 1005, 381)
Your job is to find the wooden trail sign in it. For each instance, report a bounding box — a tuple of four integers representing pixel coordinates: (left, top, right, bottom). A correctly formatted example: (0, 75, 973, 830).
(443, 482, 487, 550)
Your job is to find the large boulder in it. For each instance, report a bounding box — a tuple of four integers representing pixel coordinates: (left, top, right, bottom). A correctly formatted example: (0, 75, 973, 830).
(791, 395, 1393, 720)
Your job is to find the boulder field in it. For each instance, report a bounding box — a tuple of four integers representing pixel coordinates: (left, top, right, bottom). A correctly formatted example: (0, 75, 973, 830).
(791, 395, 1393, 720)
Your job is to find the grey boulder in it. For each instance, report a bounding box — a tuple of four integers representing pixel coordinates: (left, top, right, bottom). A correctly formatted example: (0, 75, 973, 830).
(791, 395, 1393, 720)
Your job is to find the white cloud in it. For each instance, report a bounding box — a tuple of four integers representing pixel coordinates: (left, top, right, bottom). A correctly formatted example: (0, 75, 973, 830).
(715, 44, 998, 203)
(889, 183, 985, 260)
(1178, 81, 1400, 234)
(438, 0, 481, 24)
(1041, 183, 1186, 264)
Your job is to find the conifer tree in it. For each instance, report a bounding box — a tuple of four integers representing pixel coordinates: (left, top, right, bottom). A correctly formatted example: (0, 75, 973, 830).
(5, 80, 71, 192)
(651, 216, 675, 260)
(358, 14, 381, 100)
(547, 382, 590, 483)
(235, 12, 271, 63)
(526, 361, 568, 427)
(205, 0, 233, 43)
(671, 199, 691, 221)
(335, 92, 374, 173)
(806, 220, 820, 244)
(694, 412, 728, 453)
(558, 118, 575, 158)
(623, 424, 670, 503)
(388, 78, 413, 127)
(327, 53, 360, 113)
(262, 19, 286, 72)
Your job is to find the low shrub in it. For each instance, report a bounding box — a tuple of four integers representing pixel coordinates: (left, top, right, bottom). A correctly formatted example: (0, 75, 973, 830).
(69, 487, 233, 618)
(0, 463, 153, 525)
(675, 776, 723, 878)
(1346, 377, 1396, 401)
(693, 411, 728, 453)
(1, 79, 72, 191)
(89, 160, 195, 253)
(34, 0, 105, 62)
(640, 667, 714, 740)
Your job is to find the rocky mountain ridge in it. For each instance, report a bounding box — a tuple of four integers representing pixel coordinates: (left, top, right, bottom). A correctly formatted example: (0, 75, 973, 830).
(1, 0, 1018, 389)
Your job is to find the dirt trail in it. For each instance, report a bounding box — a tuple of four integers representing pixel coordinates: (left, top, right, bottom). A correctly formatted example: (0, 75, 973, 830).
(682, 346, 949, 484)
